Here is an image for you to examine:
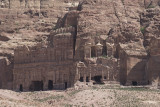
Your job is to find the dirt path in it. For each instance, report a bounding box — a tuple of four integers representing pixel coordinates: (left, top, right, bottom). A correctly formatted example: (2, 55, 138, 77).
(0, 89, 24, 100)
(0, 84, 160, 107)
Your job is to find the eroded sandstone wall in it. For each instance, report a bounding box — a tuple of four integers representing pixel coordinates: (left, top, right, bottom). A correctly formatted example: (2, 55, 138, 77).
(126, 56, 147, 85)
(146, 38, 160, 88)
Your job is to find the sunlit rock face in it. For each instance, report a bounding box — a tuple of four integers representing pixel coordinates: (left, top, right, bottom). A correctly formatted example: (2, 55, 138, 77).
(0, 0, 160, 90)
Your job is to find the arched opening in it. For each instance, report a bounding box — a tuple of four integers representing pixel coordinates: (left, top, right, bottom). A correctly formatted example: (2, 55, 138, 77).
(19, 84, 23, 92)
(48, 80, 53, 90)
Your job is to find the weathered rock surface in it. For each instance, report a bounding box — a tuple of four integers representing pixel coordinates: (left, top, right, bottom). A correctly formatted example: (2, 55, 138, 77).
(0, 0, 159, 58)
(0, 0, 160, 90)
(0, 0, 80, 57)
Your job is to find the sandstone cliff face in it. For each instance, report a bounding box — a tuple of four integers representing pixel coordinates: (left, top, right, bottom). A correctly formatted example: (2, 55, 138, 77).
(141, 8, 160, 48)
(0, 0, 159, 58)
(0, 0, 80, 89)
(0, 0, 160, 89)
(54, 0, 160, 87)
(76, 0, 160, 43)
(55, 0, 159, 60)
(0, 0, 79, 57)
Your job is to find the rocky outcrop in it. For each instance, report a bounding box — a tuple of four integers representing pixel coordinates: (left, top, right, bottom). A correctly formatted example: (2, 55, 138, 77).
(141, 8, 160, 48)
(0, 0, 79, 59)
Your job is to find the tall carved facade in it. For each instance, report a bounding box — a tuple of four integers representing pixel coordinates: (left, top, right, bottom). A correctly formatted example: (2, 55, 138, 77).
(12, 25, 120, 91)
(13, 27, 76, 91)
(0, 5, 160, 91)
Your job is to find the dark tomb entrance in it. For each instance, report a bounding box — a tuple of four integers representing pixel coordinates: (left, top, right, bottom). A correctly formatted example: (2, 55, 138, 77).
(94, 76, 102, 84)
(32, 81, 43, 91)
(48, 80, 53, 90)
(132, 81, 137, 86)
(86, 77, 89, 82)
(65, 82, 67, 89)
(79, 77, 84, 82)
(19, 84, 23, 92)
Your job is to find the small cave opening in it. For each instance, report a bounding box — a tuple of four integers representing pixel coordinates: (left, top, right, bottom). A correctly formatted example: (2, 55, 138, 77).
(65, 82, 67, 89)
(19, 84, 23, 92)
(48, 80, 53, 90)
(79, 77, 84, 82)
(94, 76, 102, 83)
(132, 81, 138, 86)
(77, 2, 83, 11)
(86, 77, 89, 82)
(93, 76, 104, 84)
(0, 35, 10, 41)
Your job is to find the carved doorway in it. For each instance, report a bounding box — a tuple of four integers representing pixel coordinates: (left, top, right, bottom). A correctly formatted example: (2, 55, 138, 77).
(32, 81, 43, 91)
(65, 82, 67, 89)
(19, 84, 23, 92)
(48, 80, 53, 90)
